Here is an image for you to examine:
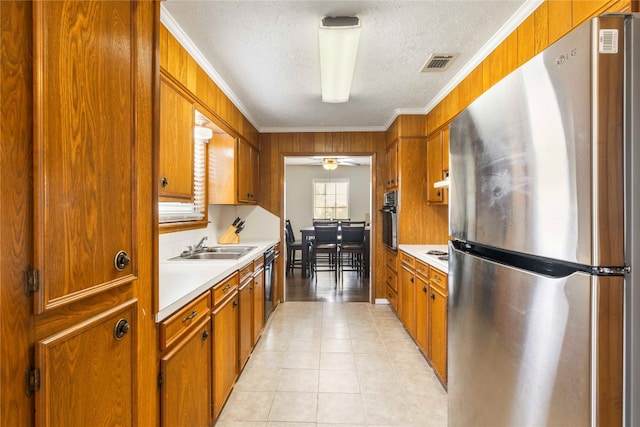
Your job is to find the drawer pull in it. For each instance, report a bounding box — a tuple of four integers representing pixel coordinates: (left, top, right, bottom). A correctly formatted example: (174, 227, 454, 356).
(223, 284, 231, 291)
(183, 310, 197, 322)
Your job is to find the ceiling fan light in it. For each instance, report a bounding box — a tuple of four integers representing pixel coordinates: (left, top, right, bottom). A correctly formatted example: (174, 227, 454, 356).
(322, 158, 339, 170)
(318, 16, 361, 103)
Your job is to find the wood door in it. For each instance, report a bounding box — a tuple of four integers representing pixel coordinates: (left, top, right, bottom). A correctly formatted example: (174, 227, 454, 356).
(426, 131, 444, 204)
(253, 270, 265, 344)
(399, 264, 416, 338)
(159, 77, 195, 201)
(238, 281, 253, 369)
(212, 292, 239, 420)
(35, 300, 136, 426)
(33, 0, 137, 313)
(429, 285, 447, 383)
(160, 316, 212, 427)
(415, 275, 429, 355)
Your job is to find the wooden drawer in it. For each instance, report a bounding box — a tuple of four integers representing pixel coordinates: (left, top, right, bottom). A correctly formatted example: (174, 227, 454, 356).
(160, 291, 211, 351)
(238, 262, 253, 284)
(253, 255, 264, 273)
(213, 272, 239, 306)
(386, 284, 398, 311)
(400, 251, 415, 269)
(429, 267, 448, 293)
(386, 266, 398, 293)
(386, 248, 398, 273)
(415, 260, 429, 279)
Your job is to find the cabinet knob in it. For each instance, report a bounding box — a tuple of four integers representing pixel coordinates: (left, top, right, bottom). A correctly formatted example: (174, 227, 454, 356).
(423, 286, 427, 293)
(410, 277, 414, 283)
(431, 293, 436, 300)
(113, 318, 130, 340)
(161, 176, 169, 188)
(436, 190, 441, 197)
(201, 329, 209, 342)
(114, 250, 131, 271)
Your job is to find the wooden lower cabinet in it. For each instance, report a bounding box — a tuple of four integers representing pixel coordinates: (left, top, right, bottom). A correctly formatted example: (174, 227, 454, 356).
(160, 316, 212, 427)
(35, 300, 137, 427)
(238, 279, 253, 370)
(253, 264, 265, 344)
(394, 251, 448, 385)
(212, 275, 239, 420)
(429, 268, 448, 383)
(399, 263, 416, 338)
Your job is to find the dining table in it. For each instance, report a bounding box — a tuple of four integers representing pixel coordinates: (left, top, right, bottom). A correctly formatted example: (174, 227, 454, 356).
(299, 225, 370, 278)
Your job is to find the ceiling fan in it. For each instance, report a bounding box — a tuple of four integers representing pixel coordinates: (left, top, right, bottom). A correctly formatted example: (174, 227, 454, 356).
(306, 156, 362, 170)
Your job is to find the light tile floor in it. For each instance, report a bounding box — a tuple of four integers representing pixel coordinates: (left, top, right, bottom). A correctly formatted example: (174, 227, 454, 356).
(216, 301, 448, 426)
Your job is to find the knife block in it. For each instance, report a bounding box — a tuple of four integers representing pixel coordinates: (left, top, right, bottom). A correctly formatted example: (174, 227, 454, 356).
(218, 225, 239, 244)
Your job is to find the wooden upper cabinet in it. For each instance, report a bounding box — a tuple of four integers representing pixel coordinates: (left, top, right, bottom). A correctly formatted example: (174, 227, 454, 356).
(208, 135, 258, 205)
(237, 138, 259, 204)
(427, 131, 445, 204)
(385, 140, 398, 189)
(159, 77, 195, 202)
(33, 0, 139, 313)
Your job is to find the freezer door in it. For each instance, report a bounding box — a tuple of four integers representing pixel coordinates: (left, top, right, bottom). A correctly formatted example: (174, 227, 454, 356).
(448, 16, 625, 266)
(448, 246, 594, 426)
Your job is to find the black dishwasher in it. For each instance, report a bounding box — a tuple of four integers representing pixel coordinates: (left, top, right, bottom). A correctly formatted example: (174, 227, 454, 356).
(263, 247, 275, 323)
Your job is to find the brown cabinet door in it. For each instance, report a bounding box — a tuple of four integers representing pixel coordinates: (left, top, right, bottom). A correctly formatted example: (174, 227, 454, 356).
(35, 301, 137, 426)
(253, 270, 265, 344)
(159, 77, 195, 201)
(415, 275, 429, 355)
(160, 317, 212, 427)
(427, 131, 444, 204)
(385, 141, 398, 189)
(399, 264, 416, 338)
(33, 0, 139, 313)
(429, 285, 448, 383)
(212, 293, 239, 420)
(237, 138, 258, 203)
(238, 282, 253, 369)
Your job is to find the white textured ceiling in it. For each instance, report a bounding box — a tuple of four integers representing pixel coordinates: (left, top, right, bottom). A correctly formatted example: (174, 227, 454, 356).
(162, 1, 539, 132)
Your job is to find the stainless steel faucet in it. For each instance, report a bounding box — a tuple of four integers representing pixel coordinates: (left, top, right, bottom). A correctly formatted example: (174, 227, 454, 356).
(194, 236, 208, 252)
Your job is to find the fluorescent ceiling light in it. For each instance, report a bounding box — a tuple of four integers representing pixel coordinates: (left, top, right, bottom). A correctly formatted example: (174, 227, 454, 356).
(318, 16, 361, 103)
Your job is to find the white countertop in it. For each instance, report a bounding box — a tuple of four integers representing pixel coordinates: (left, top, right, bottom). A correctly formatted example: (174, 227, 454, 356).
(397, 244, 449, 272)
(157, 238, 279, 322)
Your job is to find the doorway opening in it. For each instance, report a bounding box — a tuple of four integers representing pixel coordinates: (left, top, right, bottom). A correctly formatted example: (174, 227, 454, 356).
(283, 155, 373, 302)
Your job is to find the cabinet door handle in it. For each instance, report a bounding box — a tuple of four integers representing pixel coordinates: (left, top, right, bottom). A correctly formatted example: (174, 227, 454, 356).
(201, 329, 209, 342)
(233, 300, 238, 307)
(161, 176, 169, 188)
(183, 310, 197, 322)
(114, 250, 131, 271)
(431, 293, 436, 300)
(410, 277, 414, 283)
(436, 190, 441, 197)
(113, 318, 130, 340)
(423, 286, 427, 293)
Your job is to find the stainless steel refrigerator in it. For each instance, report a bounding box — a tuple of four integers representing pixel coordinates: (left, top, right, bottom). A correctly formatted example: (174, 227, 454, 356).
(448, 14, 639, 426)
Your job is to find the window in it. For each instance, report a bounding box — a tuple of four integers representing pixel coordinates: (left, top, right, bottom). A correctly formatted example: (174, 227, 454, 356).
(313, 180, 349, 219)
(158, 139, 207, 223)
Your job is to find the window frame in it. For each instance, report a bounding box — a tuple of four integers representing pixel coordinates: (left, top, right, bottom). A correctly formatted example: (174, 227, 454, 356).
(312, 178, 350, 220)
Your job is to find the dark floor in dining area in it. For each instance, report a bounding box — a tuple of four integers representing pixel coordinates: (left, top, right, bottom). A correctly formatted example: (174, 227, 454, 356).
(285, 270, 370, 303)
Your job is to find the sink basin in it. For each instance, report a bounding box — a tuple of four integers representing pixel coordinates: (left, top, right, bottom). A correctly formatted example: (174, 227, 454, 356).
(203, 246, 256, 254)
(169, 245, 257, 261)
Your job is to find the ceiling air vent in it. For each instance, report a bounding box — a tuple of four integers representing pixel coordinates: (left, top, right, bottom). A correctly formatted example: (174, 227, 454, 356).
(420, 54, 457, 72)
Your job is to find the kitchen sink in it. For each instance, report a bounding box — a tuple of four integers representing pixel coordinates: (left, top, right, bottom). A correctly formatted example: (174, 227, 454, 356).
(169, 245, 257, 261)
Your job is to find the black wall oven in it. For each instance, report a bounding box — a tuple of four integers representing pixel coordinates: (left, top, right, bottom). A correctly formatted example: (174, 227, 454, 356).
(381, 190, 398, 250)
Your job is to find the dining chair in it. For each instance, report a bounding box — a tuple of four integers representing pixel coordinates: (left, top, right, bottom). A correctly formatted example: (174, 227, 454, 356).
(313, 219, 339, 226)
(284, 221, 303, 276)
(341, 220, 365, 227)
(310, 224, 339, 282)
(338, 224, 366, 278)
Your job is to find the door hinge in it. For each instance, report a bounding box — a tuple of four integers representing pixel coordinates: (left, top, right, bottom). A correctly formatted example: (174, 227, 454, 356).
(25, 367, 40, 396)
(158, 372, 164, 389)
(24, 266, 39, 295)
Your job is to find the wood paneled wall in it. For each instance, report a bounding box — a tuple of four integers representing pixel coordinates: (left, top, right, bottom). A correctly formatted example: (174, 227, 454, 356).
(259, 132, 389, 299)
